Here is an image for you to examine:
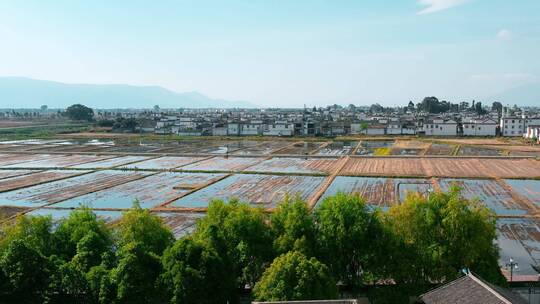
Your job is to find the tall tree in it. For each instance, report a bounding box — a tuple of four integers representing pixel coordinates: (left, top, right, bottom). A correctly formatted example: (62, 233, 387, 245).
(0, 239, 51, 302)
(475, 101, 487, 115)
(54, 207, 112, 267)
(116, 202, 173, 256)
(253, 251, 337, 301)
(270, 196, 316, 256)
(112, 241, 163, 304)
(193, 199, 273, 290)
(314, 192, 385, 288)
(65, 104, 94, 121)
(386, 187, 506, 288)
(492, 101, 503, 115)
(161, 237, 233, 304)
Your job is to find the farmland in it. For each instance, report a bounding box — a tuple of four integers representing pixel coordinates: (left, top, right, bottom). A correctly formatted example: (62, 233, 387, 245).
(0, 137, 539, 276)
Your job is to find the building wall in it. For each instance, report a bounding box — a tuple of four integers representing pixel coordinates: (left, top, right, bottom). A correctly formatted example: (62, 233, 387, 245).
(463, 123, 497, 136)
(501, 117, 525, 136)
(366, 128, 385, 135)
(424, 123, 457, 136)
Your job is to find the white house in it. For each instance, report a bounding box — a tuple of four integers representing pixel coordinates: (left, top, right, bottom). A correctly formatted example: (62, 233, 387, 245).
(462, 117, 497, 136)
(227, 123, 240, 136)
(524, 125, 540, 143)
(424, 119, 457, 136)
(386, 119, 402, 135)
(263, 122, 294, 136)
(366, 124, 386, 135)
(501, 115, 525, 136)
(350, 122, 364, 135)
(240, 121, 263, 136)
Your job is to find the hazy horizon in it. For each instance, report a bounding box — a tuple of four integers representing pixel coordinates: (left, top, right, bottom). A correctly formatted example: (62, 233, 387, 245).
(1, 1, 539, 107)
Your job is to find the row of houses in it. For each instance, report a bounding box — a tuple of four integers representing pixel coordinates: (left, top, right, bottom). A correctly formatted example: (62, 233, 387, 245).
(152, 107, 540, 139)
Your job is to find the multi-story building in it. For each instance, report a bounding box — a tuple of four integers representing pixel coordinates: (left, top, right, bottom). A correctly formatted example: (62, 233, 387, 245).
(462, 117, 498, 136)
(424, 119, 457, 136)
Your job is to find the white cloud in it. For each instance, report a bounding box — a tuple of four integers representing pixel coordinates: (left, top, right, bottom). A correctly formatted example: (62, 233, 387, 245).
(417, 0, 469, 15)
(497, 29, 511, 39)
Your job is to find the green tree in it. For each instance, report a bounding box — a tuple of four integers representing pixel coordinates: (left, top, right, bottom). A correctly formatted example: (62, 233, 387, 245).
(47, 257, 90, 304)
(105, 204, 172, 303)
(65, 104, 94, 121)
(253, 251, 337, 301)
(475, 101, 487, 115)
(386, 187, 506, 289)
(54, 207, 112, 268)
(270, 196, 316, 256)
(314, 192, 384, 288)
(360, 122, 369, 134)
(193, 199, 273, 290)
(161, 237, 233, 303)
(86, 264, 113, 304)
(492, 101, 503, 115)
(116, 202, 173, 256)
(0, 239, 51, 302)
(112, 241, 163, 304)
(0, 215, 57, 257)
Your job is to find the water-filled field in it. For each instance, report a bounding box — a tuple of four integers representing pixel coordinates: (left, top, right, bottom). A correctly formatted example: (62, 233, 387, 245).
(171, 174, 326, 208)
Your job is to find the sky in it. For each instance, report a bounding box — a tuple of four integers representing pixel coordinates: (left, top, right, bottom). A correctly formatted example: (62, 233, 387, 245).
(0, 0, 539, 108)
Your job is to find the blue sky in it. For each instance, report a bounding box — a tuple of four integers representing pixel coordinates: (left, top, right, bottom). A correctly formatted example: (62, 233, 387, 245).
(0, 0, 539, 107)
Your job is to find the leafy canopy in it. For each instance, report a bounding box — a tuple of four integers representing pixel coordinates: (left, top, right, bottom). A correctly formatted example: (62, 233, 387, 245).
(253, 251, 337, 301)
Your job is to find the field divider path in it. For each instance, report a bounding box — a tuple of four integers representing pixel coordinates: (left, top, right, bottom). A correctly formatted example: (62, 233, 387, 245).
(420, 143, 431, 156)
(351, 141, 363, 155)
(309, 141, 330, 155)
(452, 145, 461, 156)
(307, 155, 350, 210)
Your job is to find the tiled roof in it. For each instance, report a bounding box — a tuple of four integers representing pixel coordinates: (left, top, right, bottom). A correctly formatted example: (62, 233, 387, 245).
(419, 273, 526, 304)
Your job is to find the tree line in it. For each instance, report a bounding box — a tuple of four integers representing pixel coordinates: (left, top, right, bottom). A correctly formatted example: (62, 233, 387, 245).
(408, 97, 503, 115)
(0, 187, 505, 303)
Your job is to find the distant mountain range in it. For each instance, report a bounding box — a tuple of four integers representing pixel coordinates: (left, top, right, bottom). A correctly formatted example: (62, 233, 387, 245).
(0, 77, 256, 109)
(488, 83, 540, 107)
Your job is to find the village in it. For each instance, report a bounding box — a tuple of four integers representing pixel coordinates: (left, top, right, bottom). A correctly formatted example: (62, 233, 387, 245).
(151, 102, 540, 141)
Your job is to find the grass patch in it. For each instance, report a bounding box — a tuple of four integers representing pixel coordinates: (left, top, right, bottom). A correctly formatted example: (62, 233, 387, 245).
(373, 148, 392, 156)
(0, 124, 90, 140)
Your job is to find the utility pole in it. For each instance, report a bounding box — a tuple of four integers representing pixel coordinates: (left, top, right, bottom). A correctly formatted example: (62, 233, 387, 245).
(506, 257, 518, 282)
